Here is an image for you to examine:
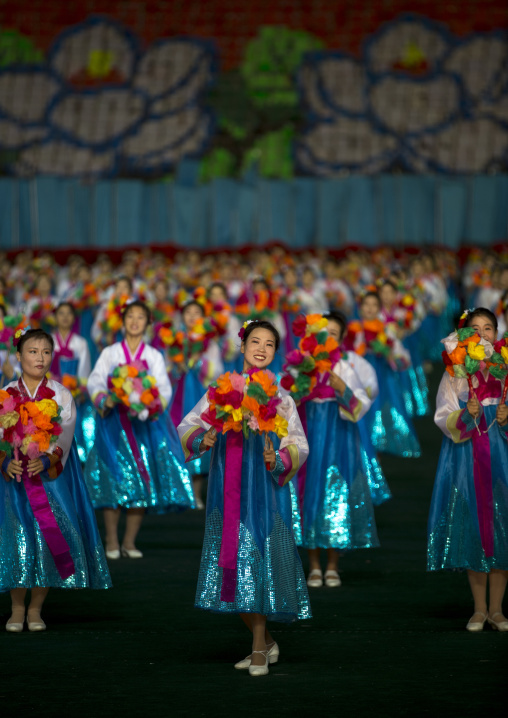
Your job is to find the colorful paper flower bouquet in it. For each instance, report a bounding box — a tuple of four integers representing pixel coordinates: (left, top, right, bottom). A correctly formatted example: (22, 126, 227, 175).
(280, 314, 342, 402)
(200, 369, 288, 440)
(107, 361, 163, 421)
(441, 323, 508, 401)
(0, 383, 63, 479)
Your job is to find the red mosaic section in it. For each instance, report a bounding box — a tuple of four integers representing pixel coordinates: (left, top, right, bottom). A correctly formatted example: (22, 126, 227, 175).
(1, 0, 507, 69)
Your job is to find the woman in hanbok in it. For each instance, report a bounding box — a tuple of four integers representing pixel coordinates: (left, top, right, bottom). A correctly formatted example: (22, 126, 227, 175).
(344, 292, 421, 458)
(378, 280, 429, 418)
(51, 302, 93, 462)
(84, 301, 195, 559)
(178, 319, 310, 676)
(294, 314, 380, 590)
(207, 283, 242, 374)
(1, 328, 111, 632)
(428, 308, 508, 632)
(327, 311, 392, 507)
(169, 300, 223, 509)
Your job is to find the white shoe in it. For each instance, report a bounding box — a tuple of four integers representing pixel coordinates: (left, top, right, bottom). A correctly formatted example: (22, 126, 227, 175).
(106, 548, 121, 560)
(307, 569, 323, 588)
(248, 650, 269, 677)
(466, 611, 488, 632)
(6, 618, 24, 633)
(234, 642, 279, 669)
(487, 612, 508, 632)
(27, 617, 46, 632)
(324, 569, 341, 588)
(121, 546, 143, 559)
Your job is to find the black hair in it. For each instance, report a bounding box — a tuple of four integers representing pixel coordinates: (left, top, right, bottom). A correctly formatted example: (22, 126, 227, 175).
(207, 282, 228, 300)
(465, 307, 498, 332)
(115, 276, 133, 292)
(181, 300, 205, 317)
(17, 328, 54, 354)
(242, 319, 280, 351)
(252, 277, 270, 291)
(379, 280, 397, 293)
(122, 300, 152, 325)
(360, 291, 381, 306)
(55, 301, 76, 319)
(324, 311, 347, 341)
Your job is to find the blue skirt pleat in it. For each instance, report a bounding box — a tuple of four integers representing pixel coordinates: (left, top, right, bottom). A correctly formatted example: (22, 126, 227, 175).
(364, 355, 421, 458)
(0, 442, 112, 592)
(84, 408, 195, 513)
(195, 432, 311, 622)
(427, 404, 508, 572)
(297, 401, 380, 550)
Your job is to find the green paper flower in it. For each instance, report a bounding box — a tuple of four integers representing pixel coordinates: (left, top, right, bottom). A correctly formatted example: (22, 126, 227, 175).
(465, 354, 480, 375)
(457, 327, 476, 341)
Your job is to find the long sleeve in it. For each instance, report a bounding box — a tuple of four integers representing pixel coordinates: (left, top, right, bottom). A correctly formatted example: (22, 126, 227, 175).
(177, 393, 211, 462)
(345, 351, 379, 401)
(434, 372, 479, 443)
(270, 395, 309, 487)
(144, 345, 172, 408)
(73, 335, 91, 379)
(52, 383, 77, 469)
(87, 346, 115, 409)
(333, 359, 372, 422)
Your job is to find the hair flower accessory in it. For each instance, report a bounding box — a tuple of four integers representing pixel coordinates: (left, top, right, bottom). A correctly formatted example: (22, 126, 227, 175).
(458, 308, 475, 329)
(120, 297, 136, 315)
(12, 324, 32, 348)
(238, 319, 254, 340)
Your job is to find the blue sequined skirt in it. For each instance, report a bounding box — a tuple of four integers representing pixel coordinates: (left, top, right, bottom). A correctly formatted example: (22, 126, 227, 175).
(196, 433, 311, 622)
(427, 404, 508, 572)
(401, 330, 430, 418)
(364, 355, 421, 458)
(75, 398, 96, 463)
(297, 401, 380, 550)
(170, 369, 210, 476)
(357, 417, 392, 506)
(0, 442, 112, 592)
(84, 408, 195, 513)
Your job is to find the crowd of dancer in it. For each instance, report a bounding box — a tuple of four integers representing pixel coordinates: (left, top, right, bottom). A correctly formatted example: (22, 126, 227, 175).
(0, 244, 507, 676)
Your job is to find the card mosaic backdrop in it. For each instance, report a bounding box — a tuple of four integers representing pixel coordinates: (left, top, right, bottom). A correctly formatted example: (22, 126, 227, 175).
(0, 1, 507, 179)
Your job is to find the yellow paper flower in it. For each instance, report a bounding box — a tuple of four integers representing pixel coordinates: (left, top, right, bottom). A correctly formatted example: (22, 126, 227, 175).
(0, 411, 19, 429)
(35, 399, 59, 418)
(468, 342, 485, 361)
(501, 346, 508, 363)
(111, 377, 124, 389)
(308, 318, 328, 334)
(402, 294, 413, 306)
(118, 366, 129, 378)
(274, 415, 289, 438)
(377, 332, 387, 345)
(231, 407, 243, 422)
(123, 380, 134, 395)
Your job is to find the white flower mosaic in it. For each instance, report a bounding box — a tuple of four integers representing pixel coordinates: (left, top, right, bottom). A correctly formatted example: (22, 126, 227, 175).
(298, 15, 508, 175)
(0, 16, 215, 177)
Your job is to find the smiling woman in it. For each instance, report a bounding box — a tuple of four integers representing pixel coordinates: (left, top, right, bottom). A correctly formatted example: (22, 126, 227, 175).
(83, 300, 195, 560)
(428, 307, 508, 632)
(0, 328, 112, 633)
(177, 318, 311, 677)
